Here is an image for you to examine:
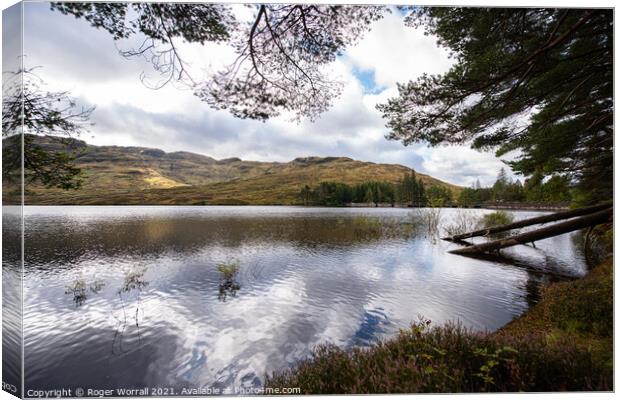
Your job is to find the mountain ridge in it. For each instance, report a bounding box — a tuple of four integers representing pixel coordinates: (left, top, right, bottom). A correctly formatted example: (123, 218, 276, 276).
(8, 135, 462, 205)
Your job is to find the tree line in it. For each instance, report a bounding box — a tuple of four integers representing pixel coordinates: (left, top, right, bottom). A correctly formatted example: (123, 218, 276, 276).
(299, 171, 454, 207)
(300, 167, 574, 208)
(458, 168, 572, 207)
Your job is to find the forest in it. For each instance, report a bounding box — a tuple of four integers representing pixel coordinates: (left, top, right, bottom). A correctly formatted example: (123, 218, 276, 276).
(301, 167, 573, 208)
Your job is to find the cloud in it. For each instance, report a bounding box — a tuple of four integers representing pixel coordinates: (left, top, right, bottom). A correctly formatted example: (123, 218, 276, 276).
(23, 3, 140, 83)
(2, 3, 23, 76)
(18, 2, 510, 186)
(345, 8, 453, 87)
(417, 145, 514, 187)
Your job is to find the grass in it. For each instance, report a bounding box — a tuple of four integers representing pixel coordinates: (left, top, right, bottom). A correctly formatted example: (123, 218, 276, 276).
(119, 268, 149, 294)
(497, 257, 613, 342)
(265, 258, 613, 393)
(350, 216, 416, 240)
(443, 210, 480, 237)
(142, 168, 188, 188)
(409, 208, 443, 240)
(442, 210, 516, 239)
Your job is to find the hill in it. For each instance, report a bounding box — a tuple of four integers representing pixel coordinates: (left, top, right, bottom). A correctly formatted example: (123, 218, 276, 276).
(8, 135, 461, 205)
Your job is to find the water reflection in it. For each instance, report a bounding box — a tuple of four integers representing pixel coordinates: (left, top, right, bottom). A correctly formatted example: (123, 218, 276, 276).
(2, 206, 23, 397)
(22, 206, 587, 392)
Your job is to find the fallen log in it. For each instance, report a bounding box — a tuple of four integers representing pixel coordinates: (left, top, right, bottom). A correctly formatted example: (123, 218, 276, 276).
(449, 207, 612, 255)
(442, 202, 612, 242)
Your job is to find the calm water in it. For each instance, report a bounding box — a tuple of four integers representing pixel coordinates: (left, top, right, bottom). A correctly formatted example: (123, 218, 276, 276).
(13, 206, 587, 393)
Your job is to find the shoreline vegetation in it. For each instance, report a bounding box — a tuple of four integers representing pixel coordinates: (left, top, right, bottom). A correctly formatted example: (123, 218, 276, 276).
(14, 202, 571, 212)
(265, 256, 613, 393)
(346, 202, 569, 211)
(264, 212, 613, 393)
(298, 168, 573, 210)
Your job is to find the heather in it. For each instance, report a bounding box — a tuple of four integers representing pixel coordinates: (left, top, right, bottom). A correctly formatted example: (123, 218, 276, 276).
(266, 259, 613, 393)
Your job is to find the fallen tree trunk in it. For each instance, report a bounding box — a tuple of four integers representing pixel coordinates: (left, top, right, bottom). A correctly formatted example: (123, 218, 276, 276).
(442, 202, 612, 242)
(449, 207, 612, 255)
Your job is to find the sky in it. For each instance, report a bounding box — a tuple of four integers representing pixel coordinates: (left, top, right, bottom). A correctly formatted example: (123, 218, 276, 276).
(15, 2, 513, 187)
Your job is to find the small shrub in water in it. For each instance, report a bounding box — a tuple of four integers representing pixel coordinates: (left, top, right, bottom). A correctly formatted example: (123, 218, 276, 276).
(479, 211, 515, 238)
(65, 279, 106, 307)
(217, 260, 241, 301)
(480, 210, 514, 228)
(443, 210, 479, 237)
(409, 208, 442, 240)
(217, 260, 240, 280)
(352, 215, 382, 230)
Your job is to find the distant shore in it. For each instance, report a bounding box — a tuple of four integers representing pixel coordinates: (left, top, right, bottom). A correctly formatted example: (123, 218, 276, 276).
(344, 202, 570, 212)
(13, 200, 571, 211)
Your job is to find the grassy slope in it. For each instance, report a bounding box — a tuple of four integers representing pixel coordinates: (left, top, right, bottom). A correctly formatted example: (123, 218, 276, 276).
(495, 258, 612, 361)
(265, 258, 613, 393)
(15, 135, 461, 205)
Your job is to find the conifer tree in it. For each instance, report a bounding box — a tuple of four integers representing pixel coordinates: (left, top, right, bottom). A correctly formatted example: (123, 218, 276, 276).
(378, 8, 612, 204)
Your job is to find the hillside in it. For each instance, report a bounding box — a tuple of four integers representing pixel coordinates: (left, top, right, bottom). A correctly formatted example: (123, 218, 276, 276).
(8, 135, 461, 205)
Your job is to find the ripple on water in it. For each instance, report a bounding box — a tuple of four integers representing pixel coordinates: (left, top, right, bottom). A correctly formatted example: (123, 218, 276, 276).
(21, 206, 585, 390)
